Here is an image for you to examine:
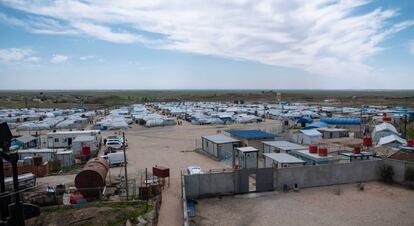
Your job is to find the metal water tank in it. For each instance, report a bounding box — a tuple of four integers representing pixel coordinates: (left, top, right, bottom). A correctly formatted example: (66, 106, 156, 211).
(74, 158, 109, 198)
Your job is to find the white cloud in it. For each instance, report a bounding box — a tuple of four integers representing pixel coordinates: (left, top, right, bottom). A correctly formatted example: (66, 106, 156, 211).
(1, 0, 413, 77)
(80, 55, 95, 60)
(25, 56, 40, 62)
(0, 48, 34, 62)
(50, 54, 68, 63)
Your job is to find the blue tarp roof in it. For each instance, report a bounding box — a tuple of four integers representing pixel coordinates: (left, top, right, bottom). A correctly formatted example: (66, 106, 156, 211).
(321, 117, 361, 125)
(226, 130, 275, 139)
(297, 117, 313, 124)
(303, 121, 328, 130)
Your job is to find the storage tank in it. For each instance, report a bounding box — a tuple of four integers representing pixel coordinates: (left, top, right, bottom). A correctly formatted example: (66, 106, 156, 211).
(318, 147, 328, 157)
(75, 158, 109, 198)
(353, 146, 361, 154)
(308, 145, 318, 154)
(407, 139, 413, 147)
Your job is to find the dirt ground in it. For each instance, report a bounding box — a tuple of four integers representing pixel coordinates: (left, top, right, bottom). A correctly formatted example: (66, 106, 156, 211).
(37, 119, 281, 226)
(192, 182, 414, 226)
(109, 120, 280, 226)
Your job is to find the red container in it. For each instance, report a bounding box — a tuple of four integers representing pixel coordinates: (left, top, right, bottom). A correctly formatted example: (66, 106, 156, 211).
(283, 120, 289, 126)
(407, 139, 413, 147)
(82, 146, 91, 157)
(318, 147, 328, 156)
(353, 146, 361, 154)
(363, 136, 372, 147)
(308, 145, 318, 154)
(383, 117, 391, 122)
(153, 166, 170, 178)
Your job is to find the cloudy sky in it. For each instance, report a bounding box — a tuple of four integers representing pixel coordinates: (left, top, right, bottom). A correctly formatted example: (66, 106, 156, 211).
(0, 0, 413, 89)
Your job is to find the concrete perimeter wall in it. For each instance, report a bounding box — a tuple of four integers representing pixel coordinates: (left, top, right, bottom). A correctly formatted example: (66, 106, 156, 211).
(274, 160, 383, 190)
(184, 159, 410, 199)
(185, 171, 235, 199)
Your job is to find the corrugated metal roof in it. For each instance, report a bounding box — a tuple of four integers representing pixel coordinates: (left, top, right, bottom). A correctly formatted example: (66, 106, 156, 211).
(374, 122, 398, 134)
(303, 121, 328, 130)
(226, 130, 275, 139)
(300, 129, 322, 137)
(237, 147, 258, 152)
(262, 141, 305, 150)
(377, 134, 406, 146)
(202, 134, 239, 144)
(264, 153, 305, 163)
(321, 117, 361, 125)
(73, 135, 95, 142)
(15, 134, 37, 143)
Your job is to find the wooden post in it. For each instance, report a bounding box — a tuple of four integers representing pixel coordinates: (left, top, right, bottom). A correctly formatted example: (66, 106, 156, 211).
(122, 132, 128, 200)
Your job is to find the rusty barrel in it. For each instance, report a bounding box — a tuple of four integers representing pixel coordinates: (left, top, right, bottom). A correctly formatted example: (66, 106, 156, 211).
(75, 158, 109, 198)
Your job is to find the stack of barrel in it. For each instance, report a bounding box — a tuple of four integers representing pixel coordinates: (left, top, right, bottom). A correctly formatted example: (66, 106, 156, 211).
(308, 145, 328, 156)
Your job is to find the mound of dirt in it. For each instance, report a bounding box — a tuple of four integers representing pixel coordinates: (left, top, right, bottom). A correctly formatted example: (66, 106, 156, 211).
(26, 205, 144, 226)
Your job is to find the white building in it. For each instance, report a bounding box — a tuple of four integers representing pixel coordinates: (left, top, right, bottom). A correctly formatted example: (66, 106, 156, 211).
(47, 130, 101, 149)
(372, 123, 399, 144)
(201, 134, 240, 162)
(377, 134, 406, 148)
(291, 129, 322, 145)
(236, 147, 258, 169)
(262, 141, 306, 154)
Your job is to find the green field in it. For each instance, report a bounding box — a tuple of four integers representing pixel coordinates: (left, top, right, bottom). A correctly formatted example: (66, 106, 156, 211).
(0, 89, 413, 109)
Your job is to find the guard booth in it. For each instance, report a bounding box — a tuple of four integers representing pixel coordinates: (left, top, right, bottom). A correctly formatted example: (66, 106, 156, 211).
(235, 147, 258, 169)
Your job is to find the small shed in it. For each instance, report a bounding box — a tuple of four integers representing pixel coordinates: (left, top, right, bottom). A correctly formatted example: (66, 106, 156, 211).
(317, 128, 349, 139)
(235, 147, 258, 169)
(201, 134, 240, 162)
(291, 129, 322, 145)
(263, 153, 305, 168)
(72, 135, 97, 156)
(56, 150, 74, 168)
(263, 141, 306, 154)
(14, 135, 39, 149)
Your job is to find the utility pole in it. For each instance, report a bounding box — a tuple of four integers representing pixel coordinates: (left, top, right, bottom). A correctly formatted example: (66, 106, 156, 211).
(122, 132, 129, 200)
(404, 114, 408, 139)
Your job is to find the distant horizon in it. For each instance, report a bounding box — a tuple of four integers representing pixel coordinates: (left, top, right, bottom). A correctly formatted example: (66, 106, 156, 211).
(1, 88, 414, 92)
